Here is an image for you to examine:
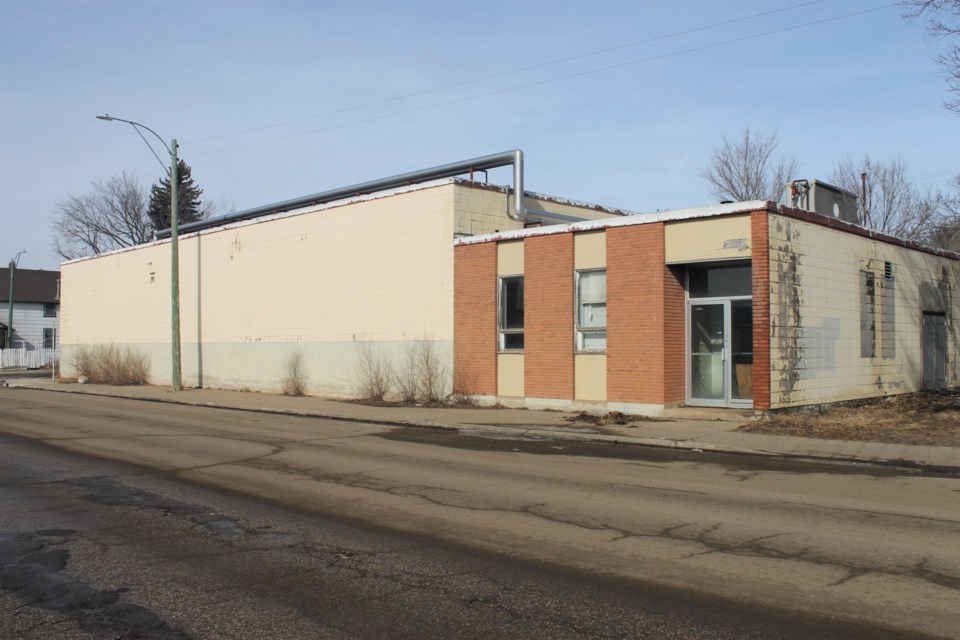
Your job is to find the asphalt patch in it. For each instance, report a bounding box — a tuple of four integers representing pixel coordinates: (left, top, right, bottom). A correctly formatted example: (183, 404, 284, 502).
(0, 528, 191, 639)
(68, 475, 248, 537)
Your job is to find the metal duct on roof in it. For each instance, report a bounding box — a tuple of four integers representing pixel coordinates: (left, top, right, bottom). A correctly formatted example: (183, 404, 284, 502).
(155, 149, 584, 238)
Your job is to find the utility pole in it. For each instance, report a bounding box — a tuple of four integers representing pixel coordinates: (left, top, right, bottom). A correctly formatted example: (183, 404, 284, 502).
(170, 140, 182, 391)
(97, 116, 182, 391)
(6, 250, 26, 349)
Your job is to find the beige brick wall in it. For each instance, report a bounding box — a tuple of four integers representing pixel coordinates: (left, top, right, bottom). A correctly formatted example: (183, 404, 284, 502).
(768, 213, 960, 407)
(62, 180, 622, 396)
(452, 183, 619, 237)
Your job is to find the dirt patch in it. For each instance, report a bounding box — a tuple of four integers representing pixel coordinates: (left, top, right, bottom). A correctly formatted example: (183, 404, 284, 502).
(346, 398, 506, 410)
(563, 411, 673, 427)
(739, 390, 960, 447)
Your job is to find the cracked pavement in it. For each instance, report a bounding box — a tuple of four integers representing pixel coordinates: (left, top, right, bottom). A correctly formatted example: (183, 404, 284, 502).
(1, 388, 958, 638)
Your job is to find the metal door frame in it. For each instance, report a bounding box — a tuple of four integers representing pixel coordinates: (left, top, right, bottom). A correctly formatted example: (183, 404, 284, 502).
(686, 296, 753, 408)
(922, 312, 948, 390)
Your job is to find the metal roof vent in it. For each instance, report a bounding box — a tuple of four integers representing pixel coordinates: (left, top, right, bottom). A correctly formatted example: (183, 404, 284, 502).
(786, 179, 859, 224)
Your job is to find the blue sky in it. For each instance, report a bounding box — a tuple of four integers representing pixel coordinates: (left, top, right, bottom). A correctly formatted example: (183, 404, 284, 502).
(1, 0, 957, 270)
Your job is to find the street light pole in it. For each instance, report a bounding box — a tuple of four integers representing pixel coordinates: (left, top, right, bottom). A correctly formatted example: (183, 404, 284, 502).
(170, 139, 181, 391)
(96, 115, 182, 391)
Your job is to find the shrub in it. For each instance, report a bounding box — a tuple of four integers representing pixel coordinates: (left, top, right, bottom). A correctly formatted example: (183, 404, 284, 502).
(74, 344, 150, 385)
(281, 350, 308, 397)
(416, 338, 447, 403)
(355, 341, 393, 400)
(449, 364, 478, 406)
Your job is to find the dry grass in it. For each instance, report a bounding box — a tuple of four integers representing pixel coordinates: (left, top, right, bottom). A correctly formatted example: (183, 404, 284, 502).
(75, 344, 150, 386)
(739, 390, 960, 446)
(281, 351, 308, 397)
(355, 341, 393, 401)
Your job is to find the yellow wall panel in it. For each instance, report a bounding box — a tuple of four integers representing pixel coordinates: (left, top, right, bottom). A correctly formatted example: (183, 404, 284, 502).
(497, 241, 524, 276)
(497, 353, 524, 397)
(665, 215, 751, 263)
(575, 354, 606, 401)
(574, 231, 606, 270)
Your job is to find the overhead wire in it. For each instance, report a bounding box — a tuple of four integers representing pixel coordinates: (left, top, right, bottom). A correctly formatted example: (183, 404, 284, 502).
(191, 3, 898, 159)
(186, 0, 828, 145)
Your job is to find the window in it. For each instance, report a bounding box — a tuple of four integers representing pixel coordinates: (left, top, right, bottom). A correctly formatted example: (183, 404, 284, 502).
(498, 276, 524, 350)
(860, 271, 876, 357)
(43, 328, 55, 349)
(44, 303, 57, 318)
(576, 270, 607, 351)
(688, 264, 752, 298)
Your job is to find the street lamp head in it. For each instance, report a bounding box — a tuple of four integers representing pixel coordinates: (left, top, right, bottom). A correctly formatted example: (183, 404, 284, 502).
(96, 114, 114, 121)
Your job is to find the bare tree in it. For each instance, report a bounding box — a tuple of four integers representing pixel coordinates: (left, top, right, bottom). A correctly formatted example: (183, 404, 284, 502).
(53, 173, 229, 261)
(900, 1, 960, 249)
(53, 172, 152, 260)
(926, 174, 960, 250)
(700, 128, 799, 203)
(902, 0, 960, 113)
(829, 155, 945, 241)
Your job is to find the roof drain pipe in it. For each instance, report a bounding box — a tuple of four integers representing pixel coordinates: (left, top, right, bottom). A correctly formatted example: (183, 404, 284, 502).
(156, 148, 584, 238)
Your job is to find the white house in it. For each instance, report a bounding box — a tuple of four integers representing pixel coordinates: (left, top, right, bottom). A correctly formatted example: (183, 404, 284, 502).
(1, 267, 61, 358)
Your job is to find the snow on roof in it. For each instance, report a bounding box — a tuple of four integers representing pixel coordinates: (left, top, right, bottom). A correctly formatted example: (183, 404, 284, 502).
(454, 200, 773, 246)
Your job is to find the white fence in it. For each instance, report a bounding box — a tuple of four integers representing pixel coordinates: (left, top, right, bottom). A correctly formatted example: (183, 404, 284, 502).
(0, 347, 58, 369)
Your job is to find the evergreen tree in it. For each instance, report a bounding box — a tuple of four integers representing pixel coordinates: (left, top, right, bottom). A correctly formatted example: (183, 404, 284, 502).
(147, 159, 205, 231)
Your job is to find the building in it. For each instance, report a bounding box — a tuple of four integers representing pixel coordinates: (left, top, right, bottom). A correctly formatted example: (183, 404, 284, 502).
(453, 200, 959, 413)
(60, 151, 621, 394)
(60, 151, 959, 412)
(0, 267, 60, 354)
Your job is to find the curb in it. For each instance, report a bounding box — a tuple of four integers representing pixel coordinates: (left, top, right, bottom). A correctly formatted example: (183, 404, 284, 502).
(9, 382, 960, 476)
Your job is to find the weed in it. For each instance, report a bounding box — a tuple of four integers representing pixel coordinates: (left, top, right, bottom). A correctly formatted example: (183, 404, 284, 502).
(355, 340, 393, 400)
(281, 350, 308, 397)
(74, 344, 150, 385)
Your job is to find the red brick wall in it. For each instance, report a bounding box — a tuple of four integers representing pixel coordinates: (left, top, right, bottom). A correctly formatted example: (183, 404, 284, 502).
(607, 223, 676, 404)
(663, 265, 686, 404)
(524, 234, 574, 399)
(751, 211, 771, 410)
(453, 243, 497, 396)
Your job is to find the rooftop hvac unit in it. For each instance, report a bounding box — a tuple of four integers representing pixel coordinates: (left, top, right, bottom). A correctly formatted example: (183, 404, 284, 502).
(786, 179, 859, 225)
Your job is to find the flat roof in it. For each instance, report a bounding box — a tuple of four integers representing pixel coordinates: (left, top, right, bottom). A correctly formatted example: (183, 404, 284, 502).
(454, 200, 771, 246)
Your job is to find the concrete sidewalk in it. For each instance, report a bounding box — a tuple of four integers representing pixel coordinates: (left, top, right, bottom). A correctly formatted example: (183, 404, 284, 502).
(6, 377, 960, 473)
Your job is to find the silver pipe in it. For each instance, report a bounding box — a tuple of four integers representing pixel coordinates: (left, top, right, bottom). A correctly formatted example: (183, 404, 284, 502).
(158, 149, 535, 237)
(512, 149, 524, 221)
(525, 210, 586, 223)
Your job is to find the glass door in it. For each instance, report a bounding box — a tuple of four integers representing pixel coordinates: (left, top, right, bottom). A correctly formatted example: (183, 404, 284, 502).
(730, 300, 754, 404)
(690, 303, 726, 405)
(689, 300, 753, 407)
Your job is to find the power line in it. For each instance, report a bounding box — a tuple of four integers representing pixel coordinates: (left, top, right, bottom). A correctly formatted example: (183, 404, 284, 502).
(186, 0, 828, 146)
(192, 3, 897, 159)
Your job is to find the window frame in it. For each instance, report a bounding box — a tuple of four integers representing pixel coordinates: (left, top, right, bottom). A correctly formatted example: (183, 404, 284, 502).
(43, 327, 55, 349)
(575, 268, 607, 353)
(860, 270, 876, 358)
(498, 275, 524, 352)
(43, 303, 57, 318)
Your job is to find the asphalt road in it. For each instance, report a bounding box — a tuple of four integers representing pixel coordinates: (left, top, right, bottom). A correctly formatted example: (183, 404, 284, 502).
(1, 389, 958, 639)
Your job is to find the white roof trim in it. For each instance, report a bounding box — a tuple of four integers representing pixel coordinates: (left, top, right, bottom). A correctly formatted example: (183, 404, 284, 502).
(454, 200, 772, 246)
